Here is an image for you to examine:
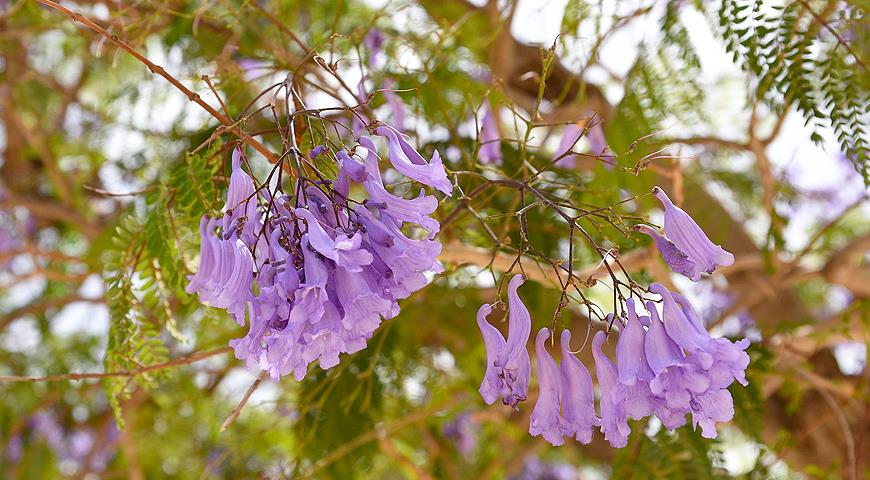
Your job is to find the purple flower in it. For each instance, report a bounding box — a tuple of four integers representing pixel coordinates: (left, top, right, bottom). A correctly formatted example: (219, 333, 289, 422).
(443, 412, 478, 458)
(645, 285, 747, 437)
(309, 144, 327, 159)
(223, 148, 261, 247)
(478, 102, 503, 165)
(586, 121, 607, 155)
(364, 29, 385, 68)
(192, 124, 446, 383)
(635, 224, 698, 280)
(382, 79, 407, 133)
(354, 138, 441, 237)
(237, 58, 271, 81)
(513, 457, 577, 480)
(592, 330, 630, 448)
(186, 217, 253, 324)
(477, 303, 506, 405)
(294, 208, 373, 272)
(476, 275, 532, 408)
(671, 291, 750, 389)
(613, 300, 659, 421)
(373, 126, 453, 195)
(497, 275, 533, 407)
(4, 434, 22, 463)
(530, 328, 565, 446)
(559, 329, 599, 444)
(691, 388, 736, 439)
(554, 120, 613, 169)
(554, 122, 584, 167)
(644, 303, 704, 429)
(353, 204, 441, 299)
(646, 186, 735, 281)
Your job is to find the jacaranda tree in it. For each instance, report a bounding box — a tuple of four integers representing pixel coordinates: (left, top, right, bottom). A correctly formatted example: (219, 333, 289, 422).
(1, 0, 868, 478)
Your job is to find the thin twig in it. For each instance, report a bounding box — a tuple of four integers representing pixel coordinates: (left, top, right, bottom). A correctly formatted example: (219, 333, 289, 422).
(33, 0, 277, 162)
(220, 371, 268, 432)
(0, 346, 231, 382)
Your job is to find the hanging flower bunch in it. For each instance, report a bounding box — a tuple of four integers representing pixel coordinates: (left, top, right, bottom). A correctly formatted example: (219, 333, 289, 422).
(477, 187, 750, 447)
(187, 123, 451, 381)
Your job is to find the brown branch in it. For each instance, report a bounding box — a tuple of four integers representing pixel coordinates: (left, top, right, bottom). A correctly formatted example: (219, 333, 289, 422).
(33, 0, 277, 163)
(0, 195, 102, 240)
(219, 371, 268, 432)
(302, 396, 464, 479)
(0, 346, 231, 382)
(796, 0, 867, 71)
(439, 241, 650, 290)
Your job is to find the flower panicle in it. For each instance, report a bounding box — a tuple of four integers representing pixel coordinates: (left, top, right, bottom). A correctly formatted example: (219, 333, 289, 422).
(187, 127, 451, 381)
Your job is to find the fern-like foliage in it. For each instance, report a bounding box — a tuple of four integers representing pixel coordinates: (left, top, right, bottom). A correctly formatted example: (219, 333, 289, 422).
(102, 146, 223, 425)
(717, 0, 869, 181)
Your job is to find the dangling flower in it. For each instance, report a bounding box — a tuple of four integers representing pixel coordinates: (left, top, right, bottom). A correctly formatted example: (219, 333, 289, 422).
(616, 299, 655, 387)
(373, 126, 452, 195)
(477, 303, 506, 405)
(559, 329, 599, 444)
(613, 299, 659, 421)
(591, 330, 630, 448)
(478, 102, 503, 165)
(671, 291, 750, 389)
(496, 274, 533, 407)
(648, 186, 735, 281)
(186, 217, 221, 296)
(644, 302, 705, 429)
(690, 388, 736, 439)
(223, 148, 261, 247)
(309, 144, 327, 159)
(355, 138, 441, 236)
(364, 29, 385, 68)
(530, 328, 566, 446)
(649, 283, 749, 388)
(554, 122, 584, 168)
(644, 286, 746, 437)
(634, 224, 698, 280)
(294, 208, 373, 273)
(476, 275, 532, 408)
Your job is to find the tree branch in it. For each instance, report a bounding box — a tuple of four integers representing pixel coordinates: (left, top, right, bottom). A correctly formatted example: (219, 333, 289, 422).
(0, 346, 231, 382)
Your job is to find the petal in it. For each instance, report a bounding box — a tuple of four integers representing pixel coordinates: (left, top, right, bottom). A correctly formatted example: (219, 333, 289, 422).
(477, 304, 506, 405)
(374, 125, 453, 195)
(653, 186, 735, 276)
(649, 283, 712, 351)
(644, 302, 685, 374)
(559, 329, 599, 443)
(616, 298, 655, 385)
(478, 103, 503, 165)
(635, 224, 700, 281)
(529, 328, 565, 446)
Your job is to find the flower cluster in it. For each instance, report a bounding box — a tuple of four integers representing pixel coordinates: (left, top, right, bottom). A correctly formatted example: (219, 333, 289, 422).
(187, 124, 451, 380)
(477, 187, 749, 448)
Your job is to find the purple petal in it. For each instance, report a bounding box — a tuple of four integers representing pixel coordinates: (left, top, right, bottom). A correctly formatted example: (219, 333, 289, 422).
(635, 224, 701, 281)
(530, 328, 566, 446)
(478, 103, 503, 165)
(477, 303, 506, 405)
(653, 186, 735, 279)
(644, 302, 685, 374)
(559, 329, 600, 444)
(374, 126, 453, 195)
(616, 298, 655, 385)
(592, 331, 630, 448)
(649, 283, 712, 353)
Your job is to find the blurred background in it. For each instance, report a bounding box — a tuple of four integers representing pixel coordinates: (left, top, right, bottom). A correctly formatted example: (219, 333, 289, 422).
(0, 0, 868, 478)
